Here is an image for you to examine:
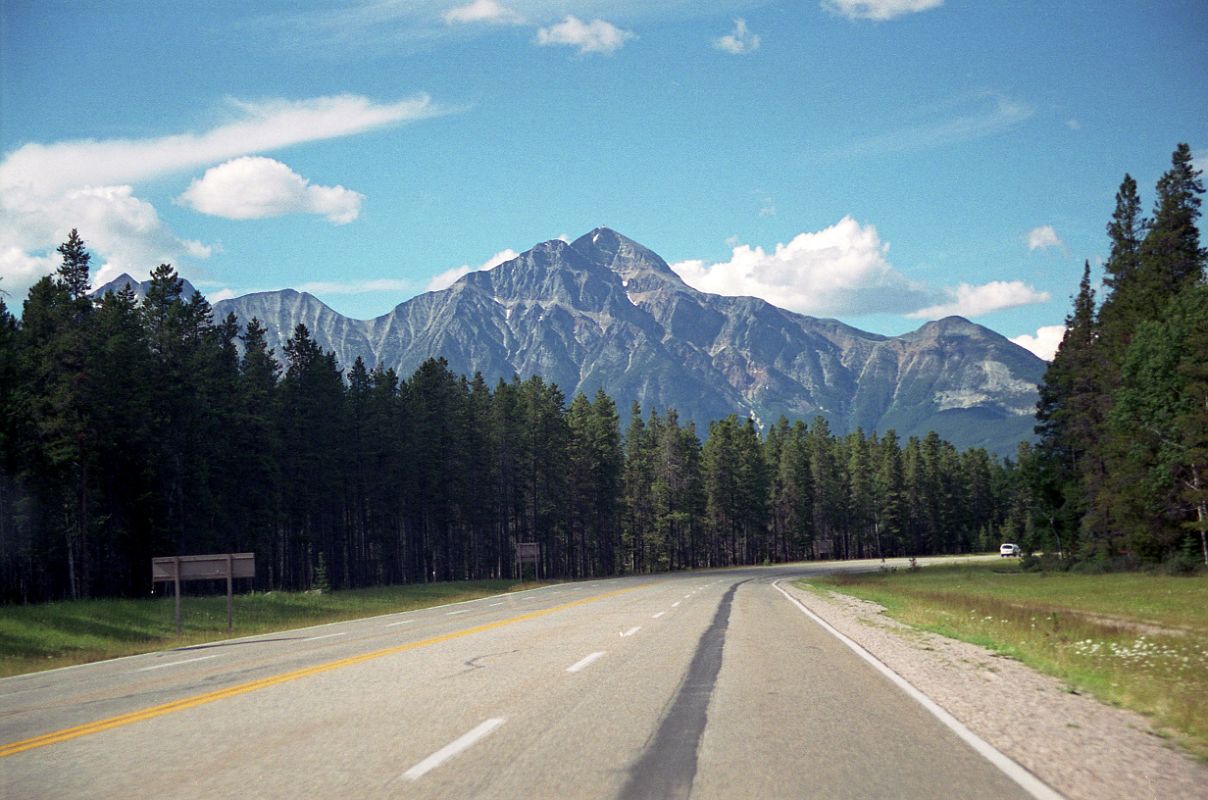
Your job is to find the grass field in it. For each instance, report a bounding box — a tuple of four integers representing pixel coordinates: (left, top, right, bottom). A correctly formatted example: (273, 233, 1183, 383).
(0, 580, 544, 678)
(802, 562, 1208, 759)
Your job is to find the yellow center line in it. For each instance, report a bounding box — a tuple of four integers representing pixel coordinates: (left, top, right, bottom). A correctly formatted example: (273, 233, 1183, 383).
(0, 584, 640, 758)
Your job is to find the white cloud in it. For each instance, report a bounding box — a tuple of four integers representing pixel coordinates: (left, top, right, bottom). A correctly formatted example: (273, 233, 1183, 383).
(0, 184, 214, 301)
(535, 16, 634, 55)
(0, 247, 57, 301)
(0, 93, 443, 304)
(822, 0, 943, 21)
(1027, 225, 1063, 251)
(1011, 325, 1066, 361)
(426, 248, 519, 292)
(670, 217, 1051, 321)
(0, 94, 443, 198)
(1066, 118, 1082, 130)
(670, 216, 933, 316)
(443, 0, 524, 25)
(907, 281, 1050, 319)
(179, 157, 364, 224)
(715, 18, 760, 55)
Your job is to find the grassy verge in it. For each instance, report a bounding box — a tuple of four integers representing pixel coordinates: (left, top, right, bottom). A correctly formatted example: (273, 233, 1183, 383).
(0, 580, 546, 678)
(802, 563, 1208, 759)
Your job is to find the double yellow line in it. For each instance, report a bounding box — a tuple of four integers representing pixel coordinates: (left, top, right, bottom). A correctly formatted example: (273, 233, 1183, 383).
(1, 585, 638, 758)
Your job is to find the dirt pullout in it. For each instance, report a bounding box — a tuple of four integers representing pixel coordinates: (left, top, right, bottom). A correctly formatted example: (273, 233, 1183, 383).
(783, 582, 1208, 800)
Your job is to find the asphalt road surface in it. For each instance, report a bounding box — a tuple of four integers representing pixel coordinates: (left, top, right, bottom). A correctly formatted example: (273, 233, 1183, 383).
(1, 559, 1049, 799)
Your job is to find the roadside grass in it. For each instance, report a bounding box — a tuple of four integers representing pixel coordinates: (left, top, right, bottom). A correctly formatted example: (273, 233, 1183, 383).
(0, 579, 545, 678)
(802, 563, 1208, 759)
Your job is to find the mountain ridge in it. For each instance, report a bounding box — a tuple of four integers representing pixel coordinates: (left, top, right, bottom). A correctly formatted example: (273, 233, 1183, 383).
(95, 228, 1045, 455)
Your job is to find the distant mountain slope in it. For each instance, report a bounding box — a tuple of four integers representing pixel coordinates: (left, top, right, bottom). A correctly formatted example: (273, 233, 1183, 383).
(197, 228, 1040, 455)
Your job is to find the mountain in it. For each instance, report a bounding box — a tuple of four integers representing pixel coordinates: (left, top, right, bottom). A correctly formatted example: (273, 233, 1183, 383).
(93, 273, 199, 303)
(207, 228, 1042, 455)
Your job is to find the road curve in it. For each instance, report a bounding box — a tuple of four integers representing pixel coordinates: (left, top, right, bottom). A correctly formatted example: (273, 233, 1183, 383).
(1, 559, 1049, 799)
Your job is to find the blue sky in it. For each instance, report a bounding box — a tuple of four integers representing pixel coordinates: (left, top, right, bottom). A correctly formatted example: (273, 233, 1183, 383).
(2, 0, 1205, 359)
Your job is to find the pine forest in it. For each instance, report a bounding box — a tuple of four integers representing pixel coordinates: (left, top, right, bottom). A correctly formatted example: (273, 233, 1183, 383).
(0, 144, 1204, 603)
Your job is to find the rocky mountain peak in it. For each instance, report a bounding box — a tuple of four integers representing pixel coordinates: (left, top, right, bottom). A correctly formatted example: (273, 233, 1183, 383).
(201, 227, 1044, 456)
(568, 227, 686, 295)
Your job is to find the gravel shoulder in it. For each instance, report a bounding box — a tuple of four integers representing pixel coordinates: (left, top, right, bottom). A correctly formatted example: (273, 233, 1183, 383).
(781, 580, 1208, 800)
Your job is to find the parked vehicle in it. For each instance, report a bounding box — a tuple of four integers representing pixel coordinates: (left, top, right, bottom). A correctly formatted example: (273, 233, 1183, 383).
(999, 543, 1022, 557)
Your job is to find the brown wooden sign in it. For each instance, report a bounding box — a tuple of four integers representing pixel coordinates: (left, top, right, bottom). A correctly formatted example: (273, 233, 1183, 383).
(152, 553, 255, 582)
(152, 553, 255, 634)
(515, 542, 540, 580)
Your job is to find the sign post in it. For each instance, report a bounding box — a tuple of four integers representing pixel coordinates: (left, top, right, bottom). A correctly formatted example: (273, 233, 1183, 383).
(152, 553, 255, 635)
(515, 542, 540, 582)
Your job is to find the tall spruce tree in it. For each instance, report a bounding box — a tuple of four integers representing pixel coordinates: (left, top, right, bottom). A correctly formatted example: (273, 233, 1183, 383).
(1034, 261, 1099, 557)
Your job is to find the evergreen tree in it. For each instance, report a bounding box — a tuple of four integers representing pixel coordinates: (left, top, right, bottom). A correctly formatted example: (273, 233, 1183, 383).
(846, 430, 874, 559)
(807, 418, 841, 559)
(1109, 286, 1208, 561)
(234, 318, 281, 587)
(1140, 143, 1205, 300)
(872, 430, 906, 557)
(14, 233, 100, 598)
(55, 229, 92, 301)
(89, 286, 155, 595)
(0, 296, 27, 600)
(622, 403, 656, 572)
(1034, 261, 1100, 557)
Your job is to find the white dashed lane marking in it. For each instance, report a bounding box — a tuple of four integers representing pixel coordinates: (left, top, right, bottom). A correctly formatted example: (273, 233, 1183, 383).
(401, 718, 507, 782)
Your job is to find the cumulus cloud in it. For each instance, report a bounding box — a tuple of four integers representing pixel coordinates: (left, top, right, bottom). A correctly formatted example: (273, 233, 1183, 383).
(442, 0, 524, 25)
(179, 157, 364, 224)
(0, 93, 443, 303)
(822, 0, 943, 21)
(535, 16, 634, 55)
(1027, 225, 1063, 251)
(714, 18, 760, 55)
(670, 217, 1051, 321)
(426, 248, 520, 292)
(907, 281, 1051, 319)
(670, 217, 934, 317)
(1011, 325, 1066, 361)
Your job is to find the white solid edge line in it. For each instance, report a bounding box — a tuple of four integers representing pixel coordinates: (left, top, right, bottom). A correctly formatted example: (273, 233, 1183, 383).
(136, 654, 221, 672)
(402, 717, 506, 781)
(771, 580, 1063, 800)
(566, 651, 606, 673)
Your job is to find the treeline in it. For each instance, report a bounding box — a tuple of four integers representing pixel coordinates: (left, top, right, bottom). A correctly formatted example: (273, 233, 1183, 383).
(0, 233, 1023, 603)
(1024, 143, 1207, 568)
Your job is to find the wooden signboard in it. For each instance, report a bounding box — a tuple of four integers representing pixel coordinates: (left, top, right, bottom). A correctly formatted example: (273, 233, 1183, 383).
(515, 542, 540, 580)
(152, 553, 255, 634)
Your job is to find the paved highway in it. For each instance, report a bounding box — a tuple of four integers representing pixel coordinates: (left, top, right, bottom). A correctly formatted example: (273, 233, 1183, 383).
(1, 560, 1049, 799)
